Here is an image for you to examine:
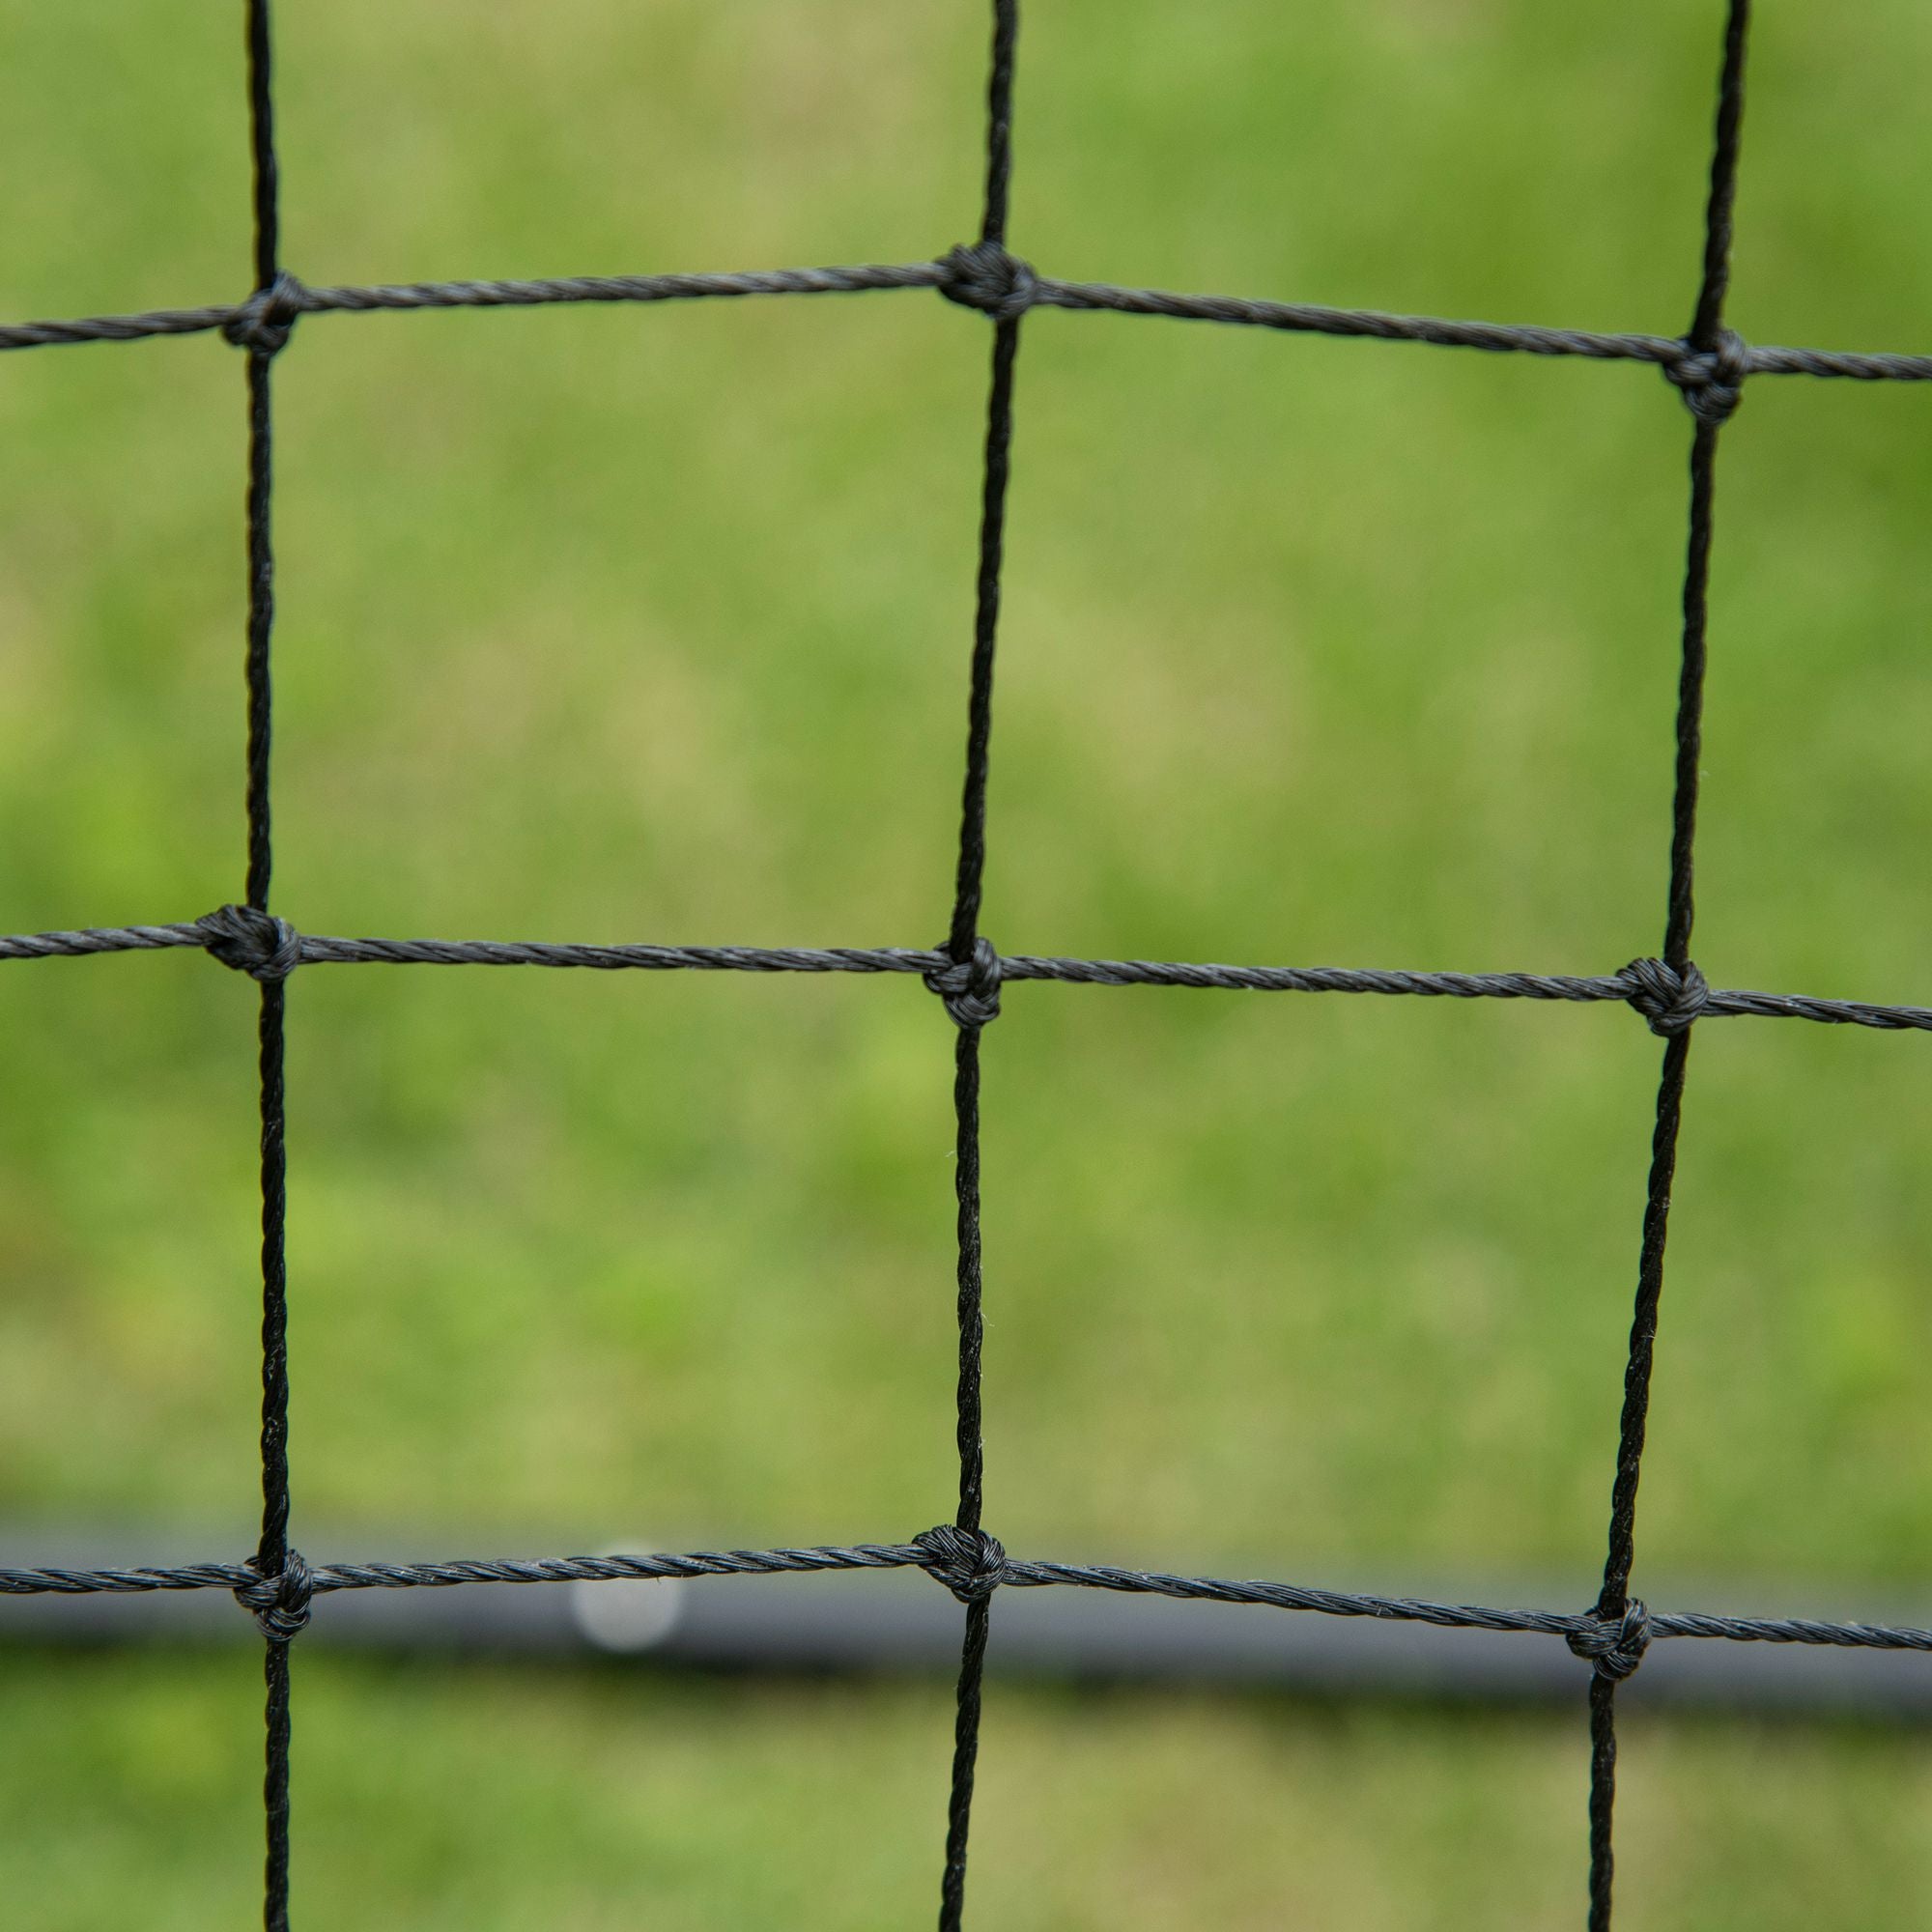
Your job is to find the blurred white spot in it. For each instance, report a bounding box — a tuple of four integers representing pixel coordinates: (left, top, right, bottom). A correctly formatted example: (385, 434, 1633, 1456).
(569, 1548, 686, 1653)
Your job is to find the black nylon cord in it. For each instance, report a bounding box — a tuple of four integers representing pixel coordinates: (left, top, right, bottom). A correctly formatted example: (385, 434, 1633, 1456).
(13, 268, 1932, 387)
(10, 917, 1932, 1032)
(240, 8, 301, 1928)
(928, 9, 1023, 1928)
(11, 1542, 1932, 1654)
(938, 1595, 993, 1927)
(5, 0, 1927, 1922)
(979, 0, 1019, 249)
(254, 973, 298, 1932)
(1582, 9, 1750, 1928)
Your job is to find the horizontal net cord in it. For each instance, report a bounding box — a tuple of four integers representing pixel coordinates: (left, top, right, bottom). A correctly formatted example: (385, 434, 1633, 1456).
(0, 263, 949, 350)
(0, 920, 941, 977)
(5, 252, 1932, 386)
(0, 1546, 926, 1596)
(1003, 1562, 1932, 1656)
(7, 912, 1932, 1033)
(1036, 277, 1932, 382)
(4, 1541, 1928, 1655)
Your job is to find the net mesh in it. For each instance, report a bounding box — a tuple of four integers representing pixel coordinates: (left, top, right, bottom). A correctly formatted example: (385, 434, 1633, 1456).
(3, 1, 1928, 1925)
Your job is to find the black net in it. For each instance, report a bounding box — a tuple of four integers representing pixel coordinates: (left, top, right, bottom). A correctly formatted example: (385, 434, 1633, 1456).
(3, 2, 1929, 1925)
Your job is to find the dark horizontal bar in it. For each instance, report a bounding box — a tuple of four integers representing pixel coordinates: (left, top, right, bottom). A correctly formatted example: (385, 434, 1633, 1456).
(6, 917, 1932, 1034)
(3, 257, 1931, 384)
(3, 1542, 1929, 1657)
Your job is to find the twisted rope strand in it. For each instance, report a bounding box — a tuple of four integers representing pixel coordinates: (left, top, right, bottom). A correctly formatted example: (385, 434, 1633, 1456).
(1582, 7, 1751, 1926)
(237, 9, 299, 1924)
(9, 919, 1932, 1032)
(6, 1543, 1930, 1654)
(0, 264, 949, 350)
(931, 12, 1026, 1930)
(9, 260, 1932, 387)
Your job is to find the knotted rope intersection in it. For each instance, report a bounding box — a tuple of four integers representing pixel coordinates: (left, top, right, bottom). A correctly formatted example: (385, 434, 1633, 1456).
(235, 1550, 313, 1644)
(938, 241, 1039, 324)
(1620, 957, 1710, 1037)
(914, 1525, 1012, 1604)
(1567, 1600, 1654, 1684)
(198, 902, 301, 982)
(923, 936, 1004, 1029)
(219, 270, 305, 357)
(1664, 327, 1750, 426)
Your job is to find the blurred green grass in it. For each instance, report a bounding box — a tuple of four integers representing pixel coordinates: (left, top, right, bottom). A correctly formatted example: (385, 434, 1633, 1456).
(2, 0, 1932, 1923)
(10, 1654, 1932, 1932)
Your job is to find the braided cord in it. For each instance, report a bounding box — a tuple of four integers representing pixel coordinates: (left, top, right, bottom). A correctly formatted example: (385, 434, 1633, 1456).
(8, 1542, 1931, 1661)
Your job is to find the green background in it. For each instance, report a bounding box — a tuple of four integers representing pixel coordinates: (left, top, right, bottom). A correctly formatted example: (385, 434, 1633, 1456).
(3, 0, 1931, 1923)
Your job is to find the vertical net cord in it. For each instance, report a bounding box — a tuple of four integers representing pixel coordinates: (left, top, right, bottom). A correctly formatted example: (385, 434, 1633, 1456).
(1584, 5, 1748, 1927)
(242, 5, 297, 1928)
(936, 5, 1021, 1929)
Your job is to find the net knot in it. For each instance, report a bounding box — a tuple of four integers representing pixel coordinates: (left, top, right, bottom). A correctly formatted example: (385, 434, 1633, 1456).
(1665, 327, 1749, 426)
(939, 242, 1037, 323)
(198, 904, 301, 982)
(222, 272, 305, 355)
(1620, 957, 1709, 1036)
(913, 1524, 1009, 1603)
(236, 1548, 313, 1643)
(924, 936, 1003, 1028)
(1567, 1599, 1651, 1682)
